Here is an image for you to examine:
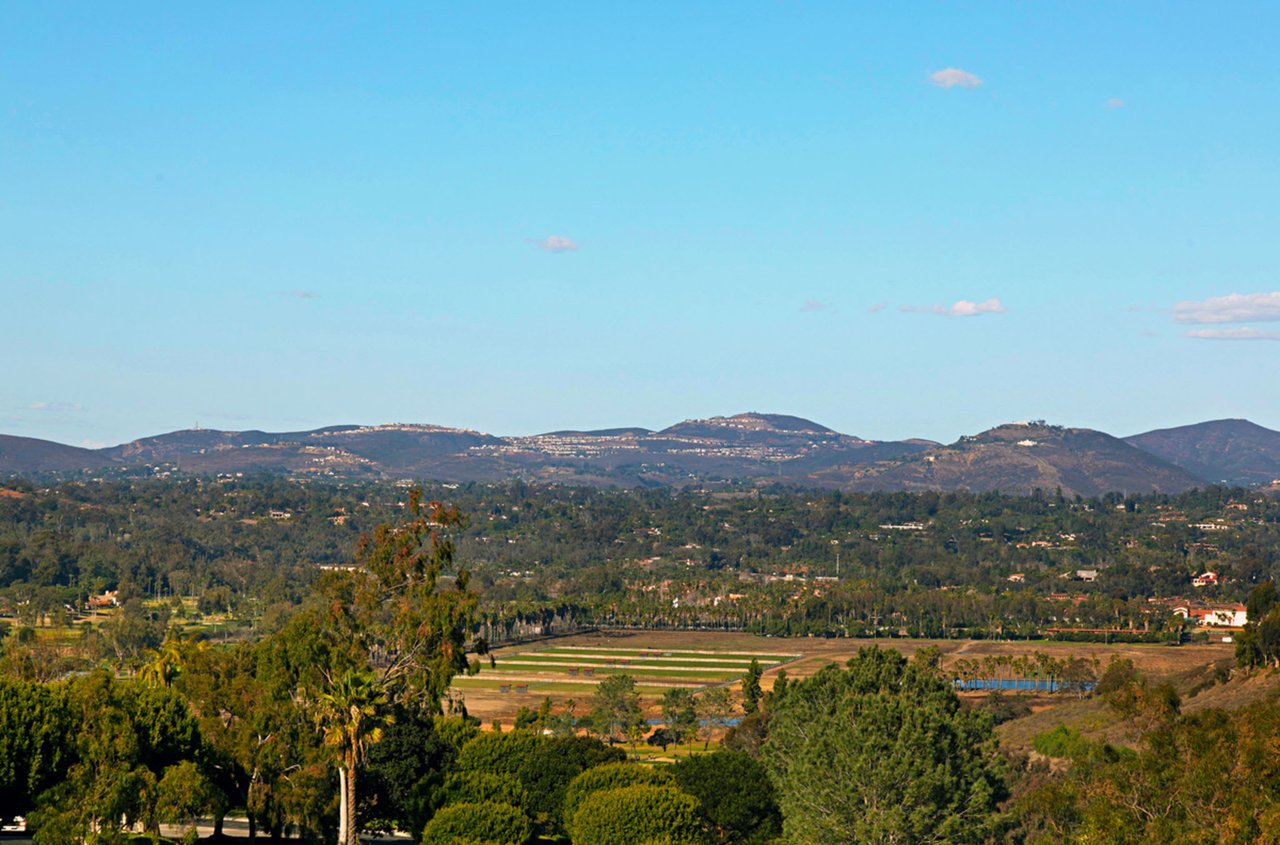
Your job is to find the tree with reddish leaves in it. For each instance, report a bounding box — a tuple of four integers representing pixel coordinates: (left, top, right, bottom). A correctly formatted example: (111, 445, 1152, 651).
(310, 490, 479, 843)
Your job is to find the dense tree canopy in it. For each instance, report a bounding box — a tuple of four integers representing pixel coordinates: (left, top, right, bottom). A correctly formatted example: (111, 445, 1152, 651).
(0, 678, 71, 822)
(762, 647, 1006, 845)
(2, 478, 1274, 647)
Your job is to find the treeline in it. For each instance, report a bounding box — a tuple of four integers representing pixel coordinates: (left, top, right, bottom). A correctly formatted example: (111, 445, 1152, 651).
(583, 579, 1188, 641)
(1, 478, 1276, 647)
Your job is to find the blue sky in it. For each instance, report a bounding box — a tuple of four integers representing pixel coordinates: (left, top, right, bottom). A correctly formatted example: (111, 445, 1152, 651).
(3, 2, 1279, 447)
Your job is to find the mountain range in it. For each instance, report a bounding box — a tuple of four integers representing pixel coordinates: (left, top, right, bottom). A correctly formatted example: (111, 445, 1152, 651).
(3, 413, 1279, 497)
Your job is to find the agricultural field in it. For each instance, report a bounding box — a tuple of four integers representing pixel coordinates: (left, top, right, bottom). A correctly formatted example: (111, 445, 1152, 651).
(452, 629, 1239, 732)
(451, 631, 800, 726)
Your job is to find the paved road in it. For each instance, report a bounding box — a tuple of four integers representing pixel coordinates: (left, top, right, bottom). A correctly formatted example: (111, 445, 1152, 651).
(0, 818, 413, 843)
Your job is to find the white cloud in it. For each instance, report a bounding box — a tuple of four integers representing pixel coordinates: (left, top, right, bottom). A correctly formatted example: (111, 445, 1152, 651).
(80, 438, 108, 449)
(867, 302, 888, 314)
(800, 299, 830, 313)
(536, 235, 579, 253)
(900, 298, 1006, 317)
(950, 298, 1006, 317)
(1172, 291, 1280, 324)
(1105, 97, 1125, 109)
(929, 68, 983, 89)
(28, 401, 84, 412)
(1185, 327, 1280, 341)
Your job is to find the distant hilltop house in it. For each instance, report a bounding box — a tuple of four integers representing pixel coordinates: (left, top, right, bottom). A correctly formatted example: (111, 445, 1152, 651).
(1191, 521, 1231, 532)
(87, 590, 119, 609)
(1006, 573, 1026, 583)
(1192, 571, 1219, 588)
(1172, 603, 1247, 628)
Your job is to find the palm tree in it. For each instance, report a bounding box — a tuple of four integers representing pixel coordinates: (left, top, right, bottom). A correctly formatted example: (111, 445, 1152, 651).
(313, 669, 392, 845)
(139, 635, 205, 688)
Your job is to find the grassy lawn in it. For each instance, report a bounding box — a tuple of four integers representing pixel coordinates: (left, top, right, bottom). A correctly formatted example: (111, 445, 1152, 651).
(491, 662, 742, 680)
(451, 677, 681, 695)
(539, 646, 795, 662)
(507, 652, 766, 665)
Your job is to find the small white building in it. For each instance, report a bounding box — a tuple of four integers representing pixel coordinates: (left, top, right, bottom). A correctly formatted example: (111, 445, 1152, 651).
(1196, 605, 1248, 627)
(1172, 604, 1247, 627)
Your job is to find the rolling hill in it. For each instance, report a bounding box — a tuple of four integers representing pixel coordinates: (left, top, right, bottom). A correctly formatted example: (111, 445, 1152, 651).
(0, 434, 116, 474)
(817, 422, 1205, 497)
(1, 414, 1273, 495)
(1125, 419, 1280, 487)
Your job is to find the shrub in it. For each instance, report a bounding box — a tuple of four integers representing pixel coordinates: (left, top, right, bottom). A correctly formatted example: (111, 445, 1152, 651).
(441, 771, 528, 808)
(1032, 725, 1125, 764)
(421, 801, 531, 845)
(561, 762, 674, 830)
(455, 731, 544, 777)
(569, 784, 708, 845)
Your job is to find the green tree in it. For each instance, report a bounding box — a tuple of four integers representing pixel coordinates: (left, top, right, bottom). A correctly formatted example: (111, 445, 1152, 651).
(695, 687, 735, 751)
(672, 751, 781, 844)
(31, 672, 205, 843)
(361, 709, 468, 838)
(314, 668, 391, 845)
(329, 491, 477, 702)
(568, 784, 709, 845)
(0, 678, 72, 823)
(767, 668, 789, 702)
(139, 635, 205, 689)
(1238, 582, 1280, 669)
(740, 660, 763, 716)
(156, 760, 219, 841)
(176, 633, 329, 840)
(309, 491, 478, 840)
(762, 648, 1005, 845)
(589, 674, 644, 745)
(1017, 699, 1280, 844)
(93, 599, 166, 669)
(662, 688, 699, 755)
(1247, 581, 1279, 621)
(515, 735, 624, 834)
(720, 711, 768, 758)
